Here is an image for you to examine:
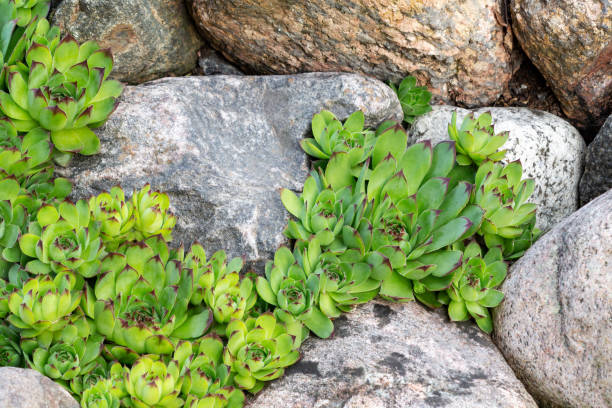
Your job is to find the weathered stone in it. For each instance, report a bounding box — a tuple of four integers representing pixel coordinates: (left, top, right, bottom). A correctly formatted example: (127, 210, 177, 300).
(408, 105, 586, 232)
(197, 48, 244, 76)
(58, 73, 402, 271)
(580, 115, 612, 205)
(247, 300, 537, 408)
(187, 0, 513, 107)
(0, 367, 79, 408)
(511, 0, 612, 128)
(52, 0, 204, 84)
(493, 190, 612, 407)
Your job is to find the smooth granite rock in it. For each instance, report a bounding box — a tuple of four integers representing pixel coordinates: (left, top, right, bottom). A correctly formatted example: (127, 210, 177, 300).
(187, 0, 514, 107)
(247, 300, 538, 408)
(0, 367, 79, 408)
(408, 105, 586, 232)
(493, 189, 612, 407)
(580, 115, 612, 205)
(52, 0, 204, 84)
(511, 0, 611, 129)
(58, 73, 402, 271)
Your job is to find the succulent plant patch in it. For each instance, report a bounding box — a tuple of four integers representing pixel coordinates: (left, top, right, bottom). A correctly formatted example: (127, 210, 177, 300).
(0, 3, 542, 406)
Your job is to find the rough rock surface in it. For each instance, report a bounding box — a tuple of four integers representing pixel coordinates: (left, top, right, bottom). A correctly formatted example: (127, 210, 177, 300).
(247, 300, 537, 408)
(59, 74, 402, 270)
(187, 0, 513, 107)
(511, 0, 612, 128)
(0, 367, 79, 408)
(408, 105, 586, 232)
(493, 190, 612, 407)
(580, 115, 612, 205)
(52, 0, 204, 84)
(197, 48, 244, 76)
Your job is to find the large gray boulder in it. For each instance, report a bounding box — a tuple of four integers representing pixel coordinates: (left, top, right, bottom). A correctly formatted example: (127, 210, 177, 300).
(493, 190, 612, 407)
(580, 115, 612, 205)
(0, 367, 78, 408)
(408, 106, 586, 232)
(247, 300, 537, 408)
(52, 0, 204, 84)
(59, 73, 402, 271)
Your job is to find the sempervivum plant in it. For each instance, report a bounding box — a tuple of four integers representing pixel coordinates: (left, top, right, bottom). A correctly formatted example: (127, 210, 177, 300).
(122, 355, 184, 408)
(80, 379, 121, 408)
(472, 160, 539, 258)
(130, 184, 176, 242)
(256, 243, 334, 338)
(448, 111, 508, 166)
(93, 243, 212, 357)
(29, 334, 103, 381)
(18, 199, 104, 276)
(299, 110, 375, 169)
(440, 241, 507, 333)
(89, 186, 135, 250)
(174, 337, 244, 407)
(7, 271, 82, 348)
(223, 313, 302, 393)
(390, 76, 432, 125)
(196, 251, 256, 331)
(0, 34, 123, 156)
(0, 323, 22, 366)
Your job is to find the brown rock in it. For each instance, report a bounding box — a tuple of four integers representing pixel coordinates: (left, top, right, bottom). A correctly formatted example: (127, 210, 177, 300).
(52, 0, 204, 84)
(187, 0, 513, 107)
(511, 0, 612, 128)
(0, 367, 79, 408)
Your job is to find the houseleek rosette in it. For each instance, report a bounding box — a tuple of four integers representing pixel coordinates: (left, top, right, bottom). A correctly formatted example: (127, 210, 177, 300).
(94, 248, 212, 357)
(130, 184, 176, 241)
(448, 111, 508, 165)
(440, 241, 507, 333)
(473, 160, 539, 258)
(223, 313, 301, 393)
(122, 355, 184, 408)
(89, 186, 135, 250)
(80, 379, 120, 408)
(256, 243, 333, 338)
(0, 33, 123, 156)
(390, 76, 433, 124)
(29, 334, 103, 381)
(174, 337, 244, 406)
(70, 356, 108, 395)
(300, 110, 375, 169)
(18, 199, 104, 276)
(195, 251, 256, 330)
(0, 323, 22, 367)
(7, 271, 82, 348)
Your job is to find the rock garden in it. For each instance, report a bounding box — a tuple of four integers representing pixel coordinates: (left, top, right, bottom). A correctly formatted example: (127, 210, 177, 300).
(0, 1, 610, 407)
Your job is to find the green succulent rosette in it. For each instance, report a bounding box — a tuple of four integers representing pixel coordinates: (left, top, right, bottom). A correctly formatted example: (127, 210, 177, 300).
(223, 313, 301, 393)
(448, 111, 508, 166)
(256, 243, 333, 338)
(9, 0, 50, 27)
(389, 76, 432, 125)
(94, 242, 212, 358)
(89, 186, 135, 250)
(0, 33, 123, 156)
(439, 241, 507, 333)
(173, 337, 244, 407)
(314, 251, 379, 318)
(122, 355, 184, 408)
(473, 159, 539, 258)
(130, 184, 176, 242)
(70, 356, 108, 396)
(0, 278, 17, 318)
(0, 197, 27, 267)
(29, 334, 103, 381)
(0, 323, 23, 366)
(80, 379, 121, 408)
(18, 199, 104, 276)
(300, 110, 376, 169)
(7, 271, 82, 348)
